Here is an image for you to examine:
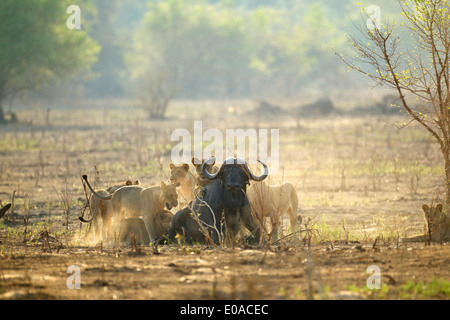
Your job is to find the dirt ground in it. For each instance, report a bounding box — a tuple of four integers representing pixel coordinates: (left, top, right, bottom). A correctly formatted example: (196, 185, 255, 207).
(0, 98, 449, 300)
(1, 242, 450, 300)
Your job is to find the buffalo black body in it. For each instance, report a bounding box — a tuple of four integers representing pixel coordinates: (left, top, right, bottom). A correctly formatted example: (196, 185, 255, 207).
(163, 157, 268, 245)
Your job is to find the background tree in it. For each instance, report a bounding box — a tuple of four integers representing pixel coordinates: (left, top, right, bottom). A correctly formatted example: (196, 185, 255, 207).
(85, 0, 125, 98)
(126, 0, 358, 116)
(339, 0, 450, 205)
(0, 0, 100, 123)
(127, 0, 253, 118)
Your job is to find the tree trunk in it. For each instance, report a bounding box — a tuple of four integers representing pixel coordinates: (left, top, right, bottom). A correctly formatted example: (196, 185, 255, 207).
(0, 105, 6, 124)
(444, 149, 450, 208)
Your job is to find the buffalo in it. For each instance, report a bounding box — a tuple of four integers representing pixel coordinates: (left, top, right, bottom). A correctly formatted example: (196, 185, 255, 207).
(163, 157, 268, 245)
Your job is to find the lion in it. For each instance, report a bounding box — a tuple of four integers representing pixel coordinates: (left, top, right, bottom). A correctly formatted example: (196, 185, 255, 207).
(119, 218, 150, 245)
(403, 203, 450, 243)
(247, 181, 301, 240)
(79, 179, 140, 243)
(191, 157, 219, 188)
(119, 210, 173, 245)
(82, 175, 178, 242)
(191, 157, 219, 197)
(169, 163, 196, 208)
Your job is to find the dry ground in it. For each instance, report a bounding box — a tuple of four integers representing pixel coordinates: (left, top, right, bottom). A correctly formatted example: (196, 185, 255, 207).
(0, 97, 449, 300)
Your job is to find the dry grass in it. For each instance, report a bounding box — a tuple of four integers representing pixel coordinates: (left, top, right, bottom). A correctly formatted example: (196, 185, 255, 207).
(0, 97, 449, 300)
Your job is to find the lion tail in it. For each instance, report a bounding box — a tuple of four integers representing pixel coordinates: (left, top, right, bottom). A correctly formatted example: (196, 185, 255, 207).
(79, 198, 98, 224)
(0, 203, 11, 219)
(82, 174, 113, 201)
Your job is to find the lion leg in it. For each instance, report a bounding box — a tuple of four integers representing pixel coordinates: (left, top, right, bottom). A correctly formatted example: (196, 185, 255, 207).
(138, 220, 151, 245)
(240, 201, 261, 244)
(118, 220, 129, 244)
(92, 217, 100, 244)
(288, 207, 299, 234)
(84, 202, 93, 239)
(100, 204, 112, 244)
(269, 211, 281, 242)
(402, 235, 429, 243)
(103, 213, 113, 243)
(90, 198, 101, 244)
(142, 212, 158, 241)
(109, 203, 125, 245)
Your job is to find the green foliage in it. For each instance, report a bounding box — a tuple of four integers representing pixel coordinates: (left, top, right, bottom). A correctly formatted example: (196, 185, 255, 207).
(348, 276, 450, 299)
(400, 277, 450, 298)
(128, 0, 249, 98)
(0, 0, 100, 104)
(127, 0, 354, 100)
(0, 0, 409, 103)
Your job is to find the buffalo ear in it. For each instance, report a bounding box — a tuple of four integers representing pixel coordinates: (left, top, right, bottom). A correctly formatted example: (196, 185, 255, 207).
(436, 203, 444, 212)
(422, 204, 429, 213)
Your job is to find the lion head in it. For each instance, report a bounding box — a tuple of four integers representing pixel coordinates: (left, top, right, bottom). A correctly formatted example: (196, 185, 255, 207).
(161, 181, 179, 210)
(106, 179, 140, 193)
(154, 210, 174, 236)
(191, 157, 218, 186)
(169, 163, 190, 186)
(422, 203, 444, 234)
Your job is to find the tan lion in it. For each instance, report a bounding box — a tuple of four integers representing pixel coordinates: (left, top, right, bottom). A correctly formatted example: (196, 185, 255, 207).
(191, 157, 219, 197)
(403, 203, 450, 243)
(119, 210, 173, 245)
(82, 175, 178, 243)
(247, 181, 301, 240)
(79, 179, 140, 243)
(169, 163, 196, 208)
(191, 157, 219, 188)
(119, 217, 150, 245)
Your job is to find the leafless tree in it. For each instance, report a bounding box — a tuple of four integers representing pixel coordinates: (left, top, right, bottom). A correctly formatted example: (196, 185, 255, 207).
(139, 69, 177, 120)
(338, 0, 450, 205)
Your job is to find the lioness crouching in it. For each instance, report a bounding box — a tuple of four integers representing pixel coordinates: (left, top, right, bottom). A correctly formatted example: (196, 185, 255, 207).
(403, 203, 450, 243)
(119, 211, 174, 245)
(119, 218, 150, 245)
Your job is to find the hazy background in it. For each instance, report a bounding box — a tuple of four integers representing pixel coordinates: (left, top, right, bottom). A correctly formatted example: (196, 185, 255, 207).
(1, 0, 404, 117)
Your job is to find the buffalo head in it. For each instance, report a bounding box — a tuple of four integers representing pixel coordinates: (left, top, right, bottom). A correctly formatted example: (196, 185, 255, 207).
(201, 157, 268, 208)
